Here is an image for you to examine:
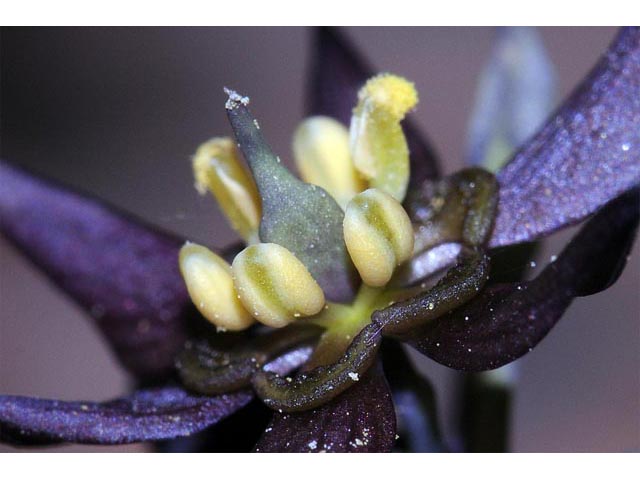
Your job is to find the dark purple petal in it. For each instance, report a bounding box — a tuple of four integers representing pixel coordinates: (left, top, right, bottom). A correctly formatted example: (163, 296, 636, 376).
(308, 27, 440, 188)
(254, 362, 396, 453)
(491, 27, 640, 247)
(0, 161, 194, 380)
(408, 187, 639, 371)
(0, 386, 252, 445)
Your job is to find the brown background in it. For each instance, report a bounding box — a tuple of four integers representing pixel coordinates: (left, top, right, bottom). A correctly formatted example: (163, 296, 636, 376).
(1, 27, 638, 452)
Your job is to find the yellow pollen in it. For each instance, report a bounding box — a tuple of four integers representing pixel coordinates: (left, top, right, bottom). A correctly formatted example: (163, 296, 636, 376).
(350, 73, 419, 202)
(358, 73, 418, 121)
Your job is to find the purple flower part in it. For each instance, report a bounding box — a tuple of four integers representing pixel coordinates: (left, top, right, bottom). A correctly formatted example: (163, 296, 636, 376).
(0, 161, 193, 381)
(408, 187, 639, 371)
(157, 347, 314, 453)
(466, 27, 557, 171)
(263, 346, 314, 376)
(254, 362, 396, 453)
(308, 27, 441, 188)
(491, 27, 640, 247)
(0, 386, 253, 445)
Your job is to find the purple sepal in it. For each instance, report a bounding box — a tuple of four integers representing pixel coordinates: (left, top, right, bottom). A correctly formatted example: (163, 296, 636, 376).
(491, 27, 640, 247)
(0, 161, 193, 381)
(254, 362, 396, 452)
(466, 27, 557, 171)
(0, 386, 253, 445)
(308, 27, 440, 188)
(409, 187, 639, 371)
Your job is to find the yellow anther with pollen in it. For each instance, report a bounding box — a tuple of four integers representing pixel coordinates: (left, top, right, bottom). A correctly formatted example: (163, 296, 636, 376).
(292, 116, 366, 209)
(343, 189, 414, 287)
(359, 74, 418, 120)
(193, 137, 261, 243)
(179, 242, 255, 331)
(350, 73, 418, 202)
(232, 243, 326, 328)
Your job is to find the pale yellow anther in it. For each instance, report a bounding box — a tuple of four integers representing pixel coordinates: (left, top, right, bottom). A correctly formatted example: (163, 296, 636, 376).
(292, 116, 366, 209)
(179, 242, 255, 331)
(343, 189, 414, 287)
(232, 243, 326, 328)
(192, 137, 261, 243)
(350, 73, 418, 202)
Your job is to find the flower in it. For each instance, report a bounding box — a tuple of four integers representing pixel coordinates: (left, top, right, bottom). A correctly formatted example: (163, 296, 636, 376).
(1, 27, 638, 452)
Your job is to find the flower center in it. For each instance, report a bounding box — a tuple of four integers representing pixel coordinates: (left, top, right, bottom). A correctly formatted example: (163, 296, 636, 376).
(175, 74, 499, 413)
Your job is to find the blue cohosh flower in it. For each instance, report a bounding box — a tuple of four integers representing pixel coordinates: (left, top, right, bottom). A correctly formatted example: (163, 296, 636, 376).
(0, 27, 638, 452)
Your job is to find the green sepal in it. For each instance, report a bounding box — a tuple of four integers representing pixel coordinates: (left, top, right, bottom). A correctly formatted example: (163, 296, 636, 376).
(374, 248, 490, 338)
(251, 322, 382, 412)
(176, 325, 322, 395)
(395, 168, 498, 286)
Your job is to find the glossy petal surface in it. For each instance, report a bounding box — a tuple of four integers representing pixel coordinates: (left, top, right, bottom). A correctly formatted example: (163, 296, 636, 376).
(308, 27, 440, 189)
(0, 161, 193, 380)
(0, 386, 252, 445)
(406, 188, 639, 371)
(491, 27, 640, 247)
(254, 363, 396, 452)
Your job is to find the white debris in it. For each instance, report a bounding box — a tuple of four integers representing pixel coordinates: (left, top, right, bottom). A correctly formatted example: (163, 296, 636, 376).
(348, 372, 360, 381)
(308, 440, 317, 450)
(224, 87, 250, 110)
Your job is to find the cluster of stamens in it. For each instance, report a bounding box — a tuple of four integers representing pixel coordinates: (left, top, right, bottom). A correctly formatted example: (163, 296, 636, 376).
(180, 74, 418, 332)
(176, 73, 499, 414)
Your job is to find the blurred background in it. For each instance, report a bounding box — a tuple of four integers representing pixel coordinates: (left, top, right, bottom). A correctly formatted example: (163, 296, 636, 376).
(1, 27, 638, 452)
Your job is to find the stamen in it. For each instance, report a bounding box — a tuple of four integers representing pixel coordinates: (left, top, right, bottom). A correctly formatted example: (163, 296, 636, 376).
(232, 243, 326, 328)
(344, 189, 414, 287)
(192, 137, 261, 243)
(179, 242, 255, 331)
(292, 116, 365, 209)
(350, 73, 418, 202)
